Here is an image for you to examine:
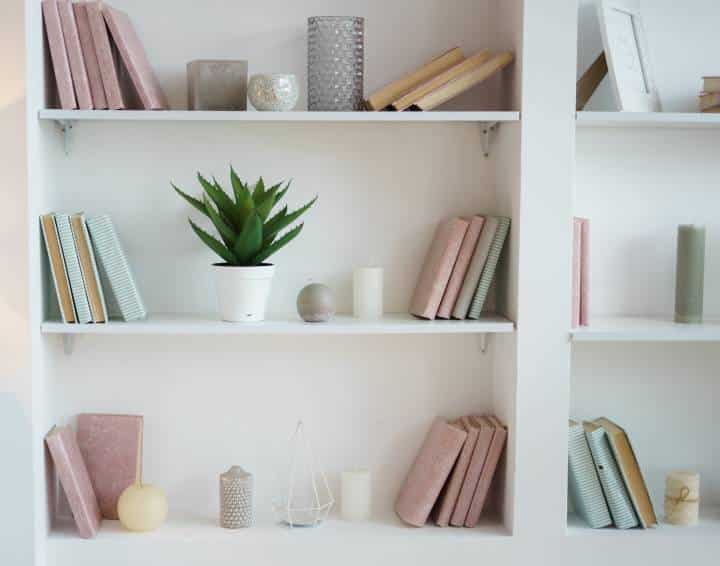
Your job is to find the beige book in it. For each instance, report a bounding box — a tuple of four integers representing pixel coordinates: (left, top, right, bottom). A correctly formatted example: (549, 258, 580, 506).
(699, 92, 720, 111)
(70, 214, 107, 323)
(410, 52, 514, 111)
(40, 214, 76, 323)
(702, 76, 720, 93)
(577, 51, 608, 111)
(391, 50, 492, 112)
(365, 47, 465, 111)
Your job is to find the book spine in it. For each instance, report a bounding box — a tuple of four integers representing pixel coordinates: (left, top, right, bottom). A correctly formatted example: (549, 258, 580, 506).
(74, 1, 108, 109)
(57, 0, 93, 109)
(40, 215, 77, 323)
(450, 422, 493, 526)
(55, 215, 92, 323)
(452, 217, 498, 319)
(467, 217, 511, 319)
(434, 423, 478, 527)
(42, 0, 78, 109)
(579, 218, 590, 326)
(571, 218, 581, 328)
(86, 0, 125, 109)
(568, 423, 612, 528)
(464, 424, 507, 527)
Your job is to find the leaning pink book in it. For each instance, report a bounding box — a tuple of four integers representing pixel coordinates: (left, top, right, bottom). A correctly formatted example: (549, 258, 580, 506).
(76, 414, 143, 520)
(86, 0, 125, 109)
(103, 5, 169, 110)
(436, 216, 485, 319)
(410, 218, 469, 320)
(45, 426, 102, 539)
(74, 1, 108, 109)
(579, 218, 590, 326)
(464, 415, 507, 527)
(42, 0, 77, 109)
(395, 418, 467, 527)
(57, 0, 93, 109)
(450, 416, 493, 526)
(571, 217, 581, 328)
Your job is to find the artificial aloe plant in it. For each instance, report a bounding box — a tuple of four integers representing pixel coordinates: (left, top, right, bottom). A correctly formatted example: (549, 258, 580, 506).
(172, 167, 316, 266)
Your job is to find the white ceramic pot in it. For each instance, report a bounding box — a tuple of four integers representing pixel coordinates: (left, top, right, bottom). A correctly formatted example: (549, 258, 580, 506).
(213, 264, 276, 322)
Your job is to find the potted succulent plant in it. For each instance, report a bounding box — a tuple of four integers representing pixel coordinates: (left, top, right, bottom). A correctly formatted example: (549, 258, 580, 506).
(173, 167, 316, 322)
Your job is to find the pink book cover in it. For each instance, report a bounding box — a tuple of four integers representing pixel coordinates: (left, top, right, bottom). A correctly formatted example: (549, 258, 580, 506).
(580, 218, 590, 326)
(450, 416, 493, 526)
(76, 414, 143, 520)
(410, 218, 469, 320)
(571, 217, 581, 328)
(86, 1, 125, 109)
(464, 415, 507, 527)
(395, 418, 467, 527)
(436, 216, 485, 319)
(45, 426, 101, 538)
(433, 417, 479, 527)
(74, 1, 108, 109)
(103, 5, 169, 110)
(57, 0, 93, 109)
(42, 0, 77, 109)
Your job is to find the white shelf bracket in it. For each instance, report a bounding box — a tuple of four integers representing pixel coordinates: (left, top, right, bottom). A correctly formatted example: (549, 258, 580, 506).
(61, 335, 75, 356)
(480, 122, 499, 157)
(478, 333, 489, 354)
(55, 120, 75, 156)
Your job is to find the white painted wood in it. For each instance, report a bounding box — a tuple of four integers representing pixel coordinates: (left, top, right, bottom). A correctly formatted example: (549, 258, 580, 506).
(578, 111, 720, 127)
(572, 317, 720, 341)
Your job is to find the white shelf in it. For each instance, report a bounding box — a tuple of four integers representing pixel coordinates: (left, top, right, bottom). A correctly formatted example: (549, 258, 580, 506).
(577, 111, 720, 128)
(570, 317, 720, 342)
(41, 313, 515, 336)
(39, 109, 521, 124)
(567, 508, 720, 538)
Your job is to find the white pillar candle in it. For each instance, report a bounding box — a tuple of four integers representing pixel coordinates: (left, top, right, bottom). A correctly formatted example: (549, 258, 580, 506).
(341, 469, 372, 521)
(665, 471, 700, 526)
(353, 267, 383, 319)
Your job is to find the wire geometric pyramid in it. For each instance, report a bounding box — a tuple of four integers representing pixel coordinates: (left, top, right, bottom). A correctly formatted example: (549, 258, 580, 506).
(272, 421, 334, 528)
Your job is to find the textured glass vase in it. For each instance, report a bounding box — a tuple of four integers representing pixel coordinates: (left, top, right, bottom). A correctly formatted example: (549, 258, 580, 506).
(308, 17, 365, 111)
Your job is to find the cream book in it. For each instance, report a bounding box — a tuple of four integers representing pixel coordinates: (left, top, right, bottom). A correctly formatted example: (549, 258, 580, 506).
(70, 214, 108, 323)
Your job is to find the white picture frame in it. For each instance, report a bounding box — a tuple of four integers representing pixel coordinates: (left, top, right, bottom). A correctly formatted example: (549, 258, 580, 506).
(597, 0, 661, 112)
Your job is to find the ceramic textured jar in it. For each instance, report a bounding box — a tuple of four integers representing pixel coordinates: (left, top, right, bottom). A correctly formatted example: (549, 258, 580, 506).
(297, 283, 335, 322)
(220, 466, 254, 529)
(248, 74, 299, 111)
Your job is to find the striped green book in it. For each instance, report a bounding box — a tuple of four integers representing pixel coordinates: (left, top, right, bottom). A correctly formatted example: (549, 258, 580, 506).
(568, 420, 612, 528)
(584, 422, 638, 529)
(86, 215, 146, 322)
(55, 214, 92, 323)
(467, 216, 510, 319)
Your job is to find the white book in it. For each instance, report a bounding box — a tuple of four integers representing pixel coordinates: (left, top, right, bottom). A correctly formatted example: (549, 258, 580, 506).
(54, 214, 92, 323)
(568, 420, 612, 528)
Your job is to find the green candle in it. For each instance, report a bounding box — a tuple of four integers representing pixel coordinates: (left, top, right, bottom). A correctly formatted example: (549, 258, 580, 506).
(675, 225, 706, 324)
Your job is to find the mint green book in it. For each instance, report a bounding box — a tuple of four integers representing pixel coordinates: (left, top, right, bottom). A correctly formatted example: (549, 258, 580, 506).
(584, 422, 638, 529)
(467, 217, 510, 319)
(568, 420, 612, 528)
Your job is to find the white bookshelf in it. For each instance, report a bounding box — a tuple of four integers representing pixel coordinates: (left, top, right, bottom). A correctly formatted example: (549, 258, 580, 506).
(571, 317, 720, 342)
(577, 111, 720, 128)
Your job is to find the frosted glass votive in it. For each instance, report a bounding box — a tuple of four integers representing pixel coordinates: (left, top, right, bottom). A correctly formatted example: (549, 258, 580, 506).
(341, 469, 371, 521)
(353, 268, 383, 319)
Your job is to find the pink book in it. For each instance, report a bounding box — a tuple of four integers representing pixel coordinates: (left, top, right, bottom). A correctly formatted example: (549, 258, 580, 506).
(580, 218, 590, 326)
(103, 5, 169, 110)
(433, 417, 479, 527)
(86, 1, 125, 109)
(571, 217, 581, 328)
(76, 414, 143, 520)
(410, 218, 469, 320)
(395, 418, 467, 527)
(42, 0, 77, 109)
(57, 0, 93, 109)
(45, 426, 101, 538)
(465, 415, 507, 527)
(74, 1, 108, 109)
(436, 216, 485, 319)
(450, 416, 493, 526)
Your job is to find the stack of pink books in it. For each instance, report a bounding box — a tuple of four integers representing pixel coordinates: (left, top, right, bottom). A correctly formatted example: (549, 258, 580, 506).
(572, 217, 590, 328)
(409, 215, 511, 321)
(395, 416, 507, 528)
(42, 0, 168, 110)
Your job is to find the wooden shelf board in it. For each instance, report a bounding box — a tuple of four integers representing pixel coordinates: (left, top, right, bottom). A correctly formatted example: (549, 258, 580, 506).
(577, 111, 720, 128)
(41, 313, 515, 336)
(570, 317, 720, 342)
(567, 508, 720, 537)
(39, 109, 521, 124)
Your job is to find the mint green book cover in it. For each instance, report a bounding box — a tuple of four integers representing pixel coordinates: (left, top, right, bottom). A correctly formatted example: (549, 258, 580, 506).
(467, 217, 510, 319)
(568, 421, 612, 528)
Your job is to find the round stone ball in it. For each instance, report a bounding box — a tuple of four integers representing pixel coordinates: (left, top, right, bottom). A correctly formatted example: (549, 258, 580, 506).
(117, 483, 168, 532)
(297, 283, 335, 323)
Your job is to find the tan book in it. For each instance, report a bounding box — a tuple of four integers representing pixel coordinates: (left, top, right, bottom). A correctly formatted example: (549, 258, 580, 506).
(702, 76, 720, 93)
(594, 418, 657, 528)
(390, 50, 492, 112)
(70, 214, 108, 323)
(410, 52, 514, 112)
(699, 92, 720, 112)
(365, 47, 465, 111)
(576, 51, 608, 111)
(40, 214, 76, 323)
(702, 106, 720, 113)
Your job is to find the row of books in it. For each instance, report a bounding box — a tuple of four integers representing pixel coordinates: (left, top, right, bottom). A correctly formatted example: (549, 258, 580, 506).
(41, 213, 146, 323)
(365, 47, 514, 112)
(46, 415, 143, 538)
(568, 418, 657, 529)
(699, 76, 720, 113)
(43, 0, 167, 110)
(411, 216, 511, 320)
(396, 416, 507, 528)
(572, 217, 590, 328)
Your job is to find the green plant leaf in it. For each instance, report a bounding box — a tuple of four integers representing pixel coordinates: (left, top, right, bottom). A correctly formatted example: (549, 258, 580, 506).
(173, 183, 209, 218)
(230, 166, 251, 204)
(255, 183, 282, 221)
(252, 223, 304, 264)
(189, 218, 238, 264)
(263, 196, 317, 243)
(273, 180, 292, 206)
(233, 211, 263, 264)
(197, 173, 243, 229)
(252, 177, 266, 202)
(203, 195, 236, 249)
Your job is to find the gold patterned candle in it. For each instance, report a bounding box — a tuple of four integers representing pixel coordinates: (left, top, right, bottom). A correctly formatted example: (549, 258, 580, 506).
(665, 471, 700, 526)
